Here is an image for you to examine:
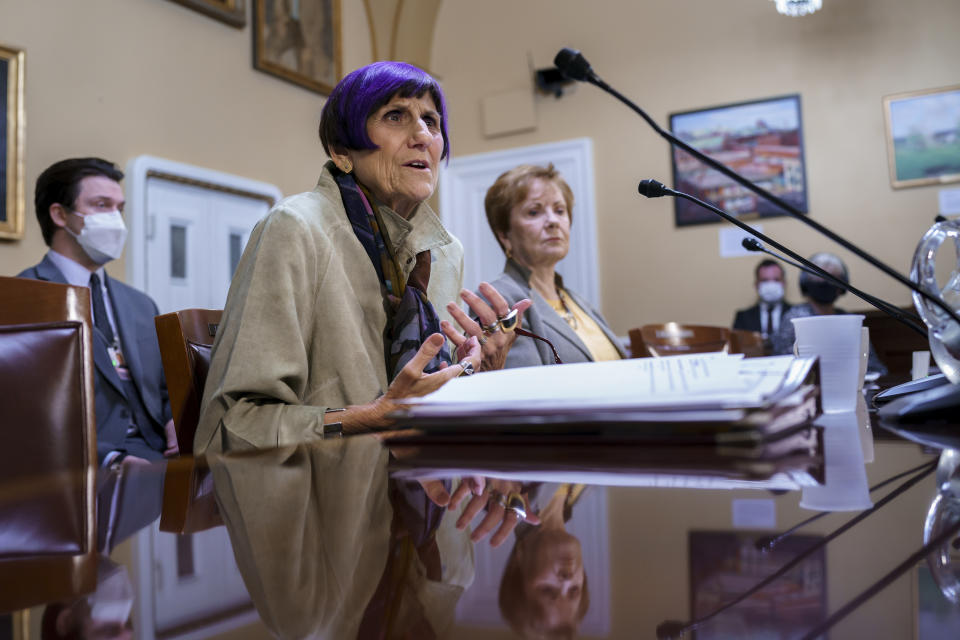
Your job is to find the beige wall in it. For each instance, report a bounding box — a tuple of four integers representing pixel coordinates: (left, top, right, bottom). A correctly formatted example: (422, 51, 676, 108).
(0, 0, 373, 279)
(4, 0, 957, 333)
(431, 0, 960, 333)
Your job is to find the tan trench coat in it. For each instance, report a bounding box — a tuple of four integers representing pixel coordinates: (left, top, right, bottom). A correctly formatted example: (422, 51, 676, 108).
(195, 162, 464, 454)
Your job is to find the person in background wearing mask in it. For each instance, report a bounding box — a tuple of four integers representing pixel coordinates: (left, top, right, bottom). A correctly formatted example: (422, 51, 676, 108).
(771, 251, 887, 374)
(17, 157, 177, 467)
(733, 259, 792, 349)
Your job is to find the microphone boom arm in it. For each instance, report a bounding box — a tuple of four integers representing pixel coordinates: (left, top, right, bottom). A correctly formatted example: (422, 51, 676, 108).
(558, 49, 960, 328)
(662, 185, 928, 337)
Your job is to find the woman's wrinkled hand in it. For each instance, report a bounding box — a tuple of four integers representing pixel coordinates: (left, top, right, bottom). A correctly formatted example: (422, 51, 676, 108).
(346, 333, 480, 432)
(449, 477, 540, 547)
(445, 282, 532, 372)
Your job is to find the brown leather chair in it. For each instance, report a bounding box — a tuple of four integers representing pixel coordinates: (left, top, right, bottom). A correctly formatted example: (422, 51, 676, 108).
(154, 309, 223, 533)
(0, 276, 98, 612)
(633, 323, 731, 357)
(728, 329, 767, 358)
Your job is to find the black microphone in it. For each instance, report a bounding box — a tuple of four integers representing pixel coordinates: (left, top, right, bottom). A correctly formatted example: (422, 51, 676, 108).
(558, 47, 960, 329)
(638, 179, 670, 198)
(553, 47, 599, 83)
(638, 180, 926, 337)
(741, 238, 925, 334)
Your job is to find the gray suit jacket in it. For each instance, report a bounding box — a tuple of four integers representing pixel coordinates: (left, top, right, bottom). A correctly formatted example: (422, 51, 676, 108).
(18, 255, 172, 464)
(485, 259, 627, 368)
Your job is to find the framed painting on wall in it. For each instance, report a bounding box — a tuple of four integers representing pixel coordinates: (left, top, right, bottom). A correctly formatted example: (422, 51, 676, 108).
(689, 530, 827, 639)
(253, 0, 341, 95)
(0, 44, 24, 241)
(669, 94, 808, 227)
(167, 0, 247, 28)
(883, 85, 960, 189)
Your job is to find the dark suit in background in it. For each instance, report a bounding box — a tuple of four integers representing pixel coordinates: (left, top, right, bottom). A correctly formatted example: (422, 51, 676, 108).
(19, 255, 171, 464)
(733, 301, 792, 338)
(484, 259, 627, 368)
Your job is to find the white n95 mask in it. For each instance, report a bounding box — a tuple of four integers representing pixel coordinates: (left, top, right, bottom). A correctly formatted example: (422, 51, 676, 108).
(757, 280, 784, 304)
(67, 210, 128, 264)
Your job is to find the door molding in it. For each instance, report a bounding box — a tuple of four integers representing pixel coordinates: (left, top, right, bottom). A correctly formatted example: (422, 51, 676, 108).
(438, 138, 600, 308)
(125, 156, 282, 292)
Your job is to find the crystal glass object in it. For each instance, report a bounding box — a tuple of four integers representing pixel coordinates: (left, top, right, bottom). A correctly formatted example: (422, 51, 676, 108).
(911, 219, 960, 384)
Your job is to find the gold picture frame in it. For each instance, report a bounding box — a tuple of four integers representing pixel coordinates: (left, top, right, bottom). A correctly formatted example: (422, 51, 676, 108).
(168, 0, 247, 28)
(253, 0, 341, 95)
(883, 84, 960, 189)
(0, 44, 25, 241)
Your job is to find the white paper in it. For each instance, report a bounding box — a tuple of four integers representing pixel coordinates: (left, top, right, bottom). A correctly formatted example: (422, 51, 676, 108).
(939, 188, 960, 215)
(720, 224, 764, 258)
(409, 353, 807, 412)
(732, 498, 777, 528)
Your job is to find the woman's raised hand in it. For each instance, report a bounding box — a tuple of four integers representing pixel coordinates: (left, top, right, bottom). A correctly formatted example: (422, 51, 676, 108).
(444, 282, 532, 371)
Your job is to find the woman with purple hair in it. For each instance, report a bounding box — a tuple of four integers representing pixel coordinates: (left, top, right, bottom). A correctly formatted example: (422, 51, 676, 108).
(198, 60, 534, 450)
(195, 60, 540, 636)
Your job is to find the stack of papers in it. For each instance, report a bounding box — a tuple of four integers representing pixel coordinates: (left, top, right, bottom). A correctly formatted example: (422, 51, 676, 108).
(402, 354, 819, 425)
(389, 354, 824, 487)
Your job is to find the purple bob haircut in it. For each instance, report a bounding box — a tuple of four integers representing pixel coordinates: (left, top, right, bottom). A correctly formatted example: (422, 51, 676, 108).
(319, 61, 450, 161)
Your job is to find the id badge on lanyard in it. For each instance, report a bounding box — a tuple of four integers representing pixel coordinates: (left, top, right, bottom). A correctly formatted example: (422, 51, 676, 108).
(107, 342, 131, 381)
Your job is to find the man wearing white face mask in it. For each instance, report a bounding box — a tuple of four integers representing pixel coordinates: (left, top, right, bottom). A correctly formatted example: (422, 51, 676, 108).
(732, 259, 792, 346)
(17, 158, 177, 467)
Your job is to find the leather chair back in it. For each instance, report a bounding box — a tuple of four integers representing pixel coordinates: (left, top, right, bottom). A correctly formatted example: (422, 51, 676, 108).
(154, 309, 223, 533)
(634, 323, 731, 357)
(728, 329, 767, 358)
(0, 276, 97, 612)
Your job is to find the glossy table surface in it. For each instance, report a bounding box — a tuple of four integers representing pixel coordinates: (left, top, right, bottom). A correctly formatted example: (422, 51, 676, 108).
(4, 407, 960, 640)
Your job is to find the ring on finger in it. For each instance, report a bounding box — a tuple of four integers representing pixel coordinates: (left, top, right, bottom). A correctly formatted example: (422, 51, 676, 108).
(482, 320, 501, 334)
(497, 309, 519, 333)
(506, 492, 527, 519)
(478, 334, 488, 346)
(458, 359, 475, 376)
(489, 490, 508, 509)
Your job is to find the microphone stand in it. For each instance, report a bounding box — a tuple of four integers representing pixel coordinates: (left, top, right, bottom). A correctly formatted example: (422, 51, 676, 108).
(741, 238, 927, 336)
(639, 180, 927, 338)
(554, 48, 960, 329)
(655, 461, 937, 639)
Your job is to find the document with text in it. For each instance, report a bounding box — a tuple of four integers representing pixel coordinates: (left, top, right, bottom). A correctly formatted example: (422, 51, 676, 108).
(407, 354, 816, 415)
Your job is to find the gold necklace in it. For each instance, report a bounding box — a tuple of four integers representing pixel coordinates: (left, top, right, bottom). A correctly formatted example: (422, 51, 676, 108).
(556, 289, 579, 330)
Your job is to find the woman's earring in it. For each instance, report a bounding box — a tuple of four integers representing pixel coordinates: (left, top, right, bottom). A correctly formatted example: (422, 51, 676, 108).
(341, 160, 352, 174)
(505, 247, 513, 260)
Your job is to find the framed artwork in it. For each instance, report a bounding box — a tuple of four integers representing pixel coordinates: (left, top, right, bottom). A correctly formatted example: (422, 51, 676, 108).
(669, 94, 809, 227)
(253, 0, 341, 95)
(883, 85, 960, 189)
(167, 0, 247, 28)
(0, 44, 25, 241)
(689, 530, 827, 639)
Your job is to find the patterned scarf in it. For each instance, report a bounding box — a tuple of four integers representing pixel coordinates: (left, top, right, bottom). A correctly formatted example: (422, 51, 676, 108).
(334, 169, 451, 380)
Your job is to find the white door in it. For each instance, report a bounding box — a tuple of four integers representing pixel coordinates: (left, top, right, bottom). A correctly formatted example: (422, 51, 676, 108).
(125, 156, 282, 313)
(438, 138, 600, 308)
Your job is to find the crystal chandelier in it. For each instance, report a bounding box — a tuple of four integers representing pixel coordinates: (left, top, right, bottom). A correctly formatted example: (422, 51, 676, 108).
(771, 0, 823, 16)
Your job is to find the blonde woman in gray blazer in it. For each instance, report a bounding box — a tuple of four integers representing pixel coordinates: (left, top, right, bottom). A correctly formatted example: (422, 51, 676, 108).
(481, 164, 627, 368)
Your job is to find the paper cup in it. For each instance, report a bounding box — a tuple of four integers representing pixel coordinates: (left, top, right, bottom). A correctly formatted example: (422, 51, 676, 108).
(800, 411, 873, 512)
(792, 315, 864, 412)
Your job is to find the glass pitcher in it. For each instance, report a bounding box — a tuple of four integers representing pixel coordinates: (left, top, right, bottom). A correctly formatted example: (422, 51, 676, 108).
(911, 218, 960, 383)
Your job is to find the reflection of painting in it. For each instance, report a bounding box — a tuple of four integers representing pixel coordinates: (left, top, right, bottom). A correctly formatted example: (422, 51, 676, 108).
(0, 44, 25, 241)
(669, 95, 808, 227)
(883, 85, 960, 189)
(167, 0, 246, 28)
(689, 530, 826, 640)
(253, 0, 341, 95)
(916, 565, 960, 639)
